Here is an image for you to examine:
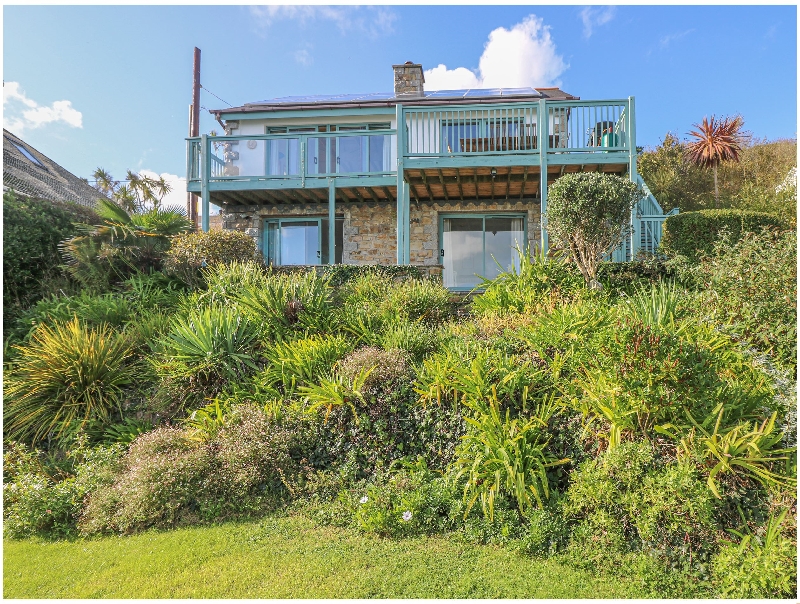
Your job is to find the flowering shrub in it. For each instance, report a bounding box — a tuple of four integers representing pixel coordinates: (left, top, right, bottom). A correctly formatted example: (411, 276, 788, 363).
(164, 230, 262, 288)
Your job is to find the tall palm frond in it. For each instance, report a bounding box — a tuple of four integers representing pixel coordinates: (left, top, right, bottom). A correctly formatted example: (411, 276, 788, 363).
(686, 115, 744, 207)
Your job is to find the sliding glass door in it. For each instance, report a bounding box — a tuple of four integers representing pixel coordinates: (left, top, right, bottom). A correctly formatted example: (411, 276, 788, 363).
(263, 218, 343, 265)
(440, 214, 525, 289)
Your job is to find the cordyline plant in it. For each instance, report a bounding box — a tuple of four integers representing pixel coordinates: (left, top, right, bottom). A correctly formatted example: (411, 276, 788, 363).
(545, 173, 642, 287)
(686, 115, 744, 208)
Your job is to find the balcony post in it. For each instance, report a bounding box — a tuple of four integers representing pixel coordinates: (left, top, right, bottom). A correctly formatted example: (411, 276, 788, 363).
(538, 99, 549, 254)
(395, 103, 407, 264)
(328, 178, 336, 265)
(628, 96, 639, 258)
(200, 134, 210, 232)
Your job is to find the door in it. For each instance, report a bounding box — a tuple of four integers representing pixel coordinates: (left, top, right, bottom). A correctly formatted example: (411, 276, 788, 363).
(441, 215, 525, 289)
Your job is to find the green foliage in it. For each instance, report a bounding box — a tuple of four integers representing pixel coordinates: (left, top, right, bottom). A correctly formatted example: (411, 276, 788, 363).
(235, 270, 333, 342)
(546, 173, 642, 284)
(686, 229, 797, 371)
(101, 418, 154, 445)
(4, 319, 138, 444)
(164, 230, 262, 288)
(348, 460, 458, 537)
(471, 248, 584, 316)
(381, 319, 440, 361)
(61, 198, 194, 290)
(2, 191, 99, 332)
(564, 442, 715, 551)
(624, 280, 684, 328)
(450, 393, 567, 519)
(660, 208, 789, 261)
(711, 510, 797, 598)
(155, 306, 261, 409)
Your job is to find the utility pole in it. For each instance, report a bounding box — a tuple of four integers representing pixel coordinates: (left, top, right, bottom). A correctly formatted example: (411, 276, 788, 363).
(187, 47, 201, 228)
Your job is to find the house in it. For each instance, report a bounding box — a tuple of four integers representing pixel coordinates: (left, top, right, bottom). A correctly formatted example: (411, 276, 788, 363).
(187, 63, 673, 289)
(3, 129, 104, 207)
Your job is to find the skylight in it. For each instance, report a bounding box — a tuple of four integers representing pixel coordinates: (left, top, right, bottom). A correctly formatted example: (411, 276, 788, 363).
(13, 143, 44, 167)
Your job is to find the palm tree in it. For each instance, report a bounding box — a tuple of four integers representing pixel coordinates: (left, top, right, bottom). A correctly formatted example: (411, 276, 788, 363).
(91, 168, 173, 212)
(686, 115, 744, 208)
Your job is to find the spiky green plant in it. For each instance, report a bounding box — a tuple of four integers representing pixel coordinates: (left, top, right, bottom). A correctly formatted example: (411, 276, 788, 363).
(298, 366, 374, 421)
(4, 318, 137, 444)
(451, 391, 567, 520)
(625, 280, 683, 328)
(686, 115, 744, 208)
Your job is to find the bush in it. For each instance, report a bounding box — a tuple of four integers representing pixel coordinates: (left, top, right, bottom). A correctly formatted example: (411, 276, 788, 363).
(80, 405, 305, 535)
(711, 511, 797, 598)
(660, 209, 789, 261)
(564, 442, 715, 552)
(155, 306, 261, 410)
(3, 191, 99, 333)
(688, 229, 797, 371)
(471, 248, 584, 316)
(4, 319, 139, 444)
(164, 230, 262, 288)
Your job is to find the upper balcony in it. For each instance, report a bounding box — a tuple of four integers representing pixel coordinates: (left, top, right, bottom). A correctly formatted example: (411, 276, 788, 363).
(186, 98, 636, 205)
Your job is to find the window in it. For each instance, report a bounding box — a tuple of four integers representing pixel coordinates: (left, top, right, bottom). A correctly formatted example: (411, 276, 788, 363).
(12, 142, 44, 167)
(263, 217, 343, 265)
(440, 214, 525, 289)
(440, 119, 528, 153)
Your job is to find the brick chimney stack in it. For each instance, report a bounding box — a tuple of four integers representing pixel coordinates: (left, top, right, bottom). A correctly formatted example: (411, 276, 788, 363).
(393, 62, 424, 97)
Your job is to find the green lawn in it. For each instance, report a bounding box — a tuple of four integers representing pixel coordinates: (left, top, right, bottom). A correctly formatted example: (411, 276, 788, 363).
(5, 514, 646, 598)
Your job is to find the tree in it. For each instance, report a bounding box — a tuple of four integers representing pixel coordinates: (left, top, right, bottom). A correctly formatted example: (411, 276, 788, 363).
(61, 197, 194, 289)
(686, 115, 744, 208)
(92, 168, 172, 213)
(545, 173, 642, 287)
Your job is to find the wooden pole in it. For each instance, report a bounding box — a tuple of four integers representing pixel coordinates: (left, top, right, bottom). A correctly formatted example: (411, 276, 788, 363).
(189, 47, 201, 228)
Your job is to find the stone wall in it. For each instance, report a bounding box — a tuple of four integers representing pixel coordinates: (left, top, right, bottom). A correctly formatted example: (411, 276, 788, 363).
(220, 198, 541, 265)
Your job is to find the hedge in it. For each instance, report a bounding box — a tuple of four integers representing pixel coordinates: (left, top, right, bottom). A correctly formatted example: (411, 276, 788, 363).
(660, 209, 790, 261)
(3, 191, 99, 332)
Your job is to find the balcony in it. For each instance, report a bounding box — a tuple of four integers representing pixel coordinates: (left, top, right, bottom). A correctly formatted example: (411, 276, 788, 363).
(187, 99, 635, 201)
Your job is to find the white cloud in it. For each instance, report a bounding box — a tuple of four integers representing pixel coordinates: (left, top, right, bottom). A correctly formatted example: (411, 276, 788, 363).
(3, 81, 83, 134)
(138, 170, 188, 211)
(659, 29, 695, 49)
(249, 6, 396, 39)
(424, 15, 567, 91)
(579, 7, 616, 39)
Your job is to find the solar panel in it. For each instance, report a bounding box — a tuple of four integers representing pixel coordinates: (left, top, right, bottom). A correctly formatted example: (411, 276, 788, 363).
(246, 87, 544, 106)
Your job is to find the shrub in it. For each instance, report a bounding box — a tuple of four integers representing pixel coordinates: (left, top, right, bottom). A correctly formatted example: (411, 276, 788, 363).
(79, 405, 306, 535)
(545, 173, 643, 285)
(155, 306, 261, 410)
(235, 270, 333, 342)
(381, 319, 440, 361)
(383, 278, 452, 324)
(564, 442, 715, 552)
(660, 209, 789, 261)
(4, 319, 138, 444)
(711, 511, 797, 598)
(688, 228, 797, 371)
(471, 248, 584, 316)
(337, 346, 413, 390)
(164, 230, 262, 287)
(2, 191, 99, 333)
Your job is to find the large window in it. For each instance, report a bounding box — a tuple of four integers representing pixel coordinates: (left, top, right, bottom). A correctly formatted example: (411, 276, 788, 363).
(263, 217, 343, 265)
(440, 214, 525, 289)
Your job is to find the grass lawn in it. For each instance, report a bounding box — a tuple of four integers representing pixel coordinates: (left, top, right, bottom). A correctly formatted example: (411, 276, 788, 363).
(5, 513, 648, 598)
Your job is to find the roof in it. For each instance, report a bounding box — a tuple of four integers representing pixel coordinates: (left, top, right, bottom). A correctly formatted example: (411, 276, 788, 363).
(214, 87, 578, 116)
(2, 129, 104, 207)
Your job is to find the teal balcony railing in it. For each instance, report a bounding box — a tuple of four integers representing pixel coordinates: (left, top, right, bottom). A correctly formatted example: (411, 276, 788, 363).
(187, 130, 397, 182)
(187, 99, 634, 184)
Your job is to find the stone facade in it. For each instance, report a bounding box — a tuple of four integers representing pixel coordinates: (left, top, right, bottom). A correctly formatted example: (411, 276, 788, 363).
(393, 63, 425, 97)
(220, 198, 542, 266)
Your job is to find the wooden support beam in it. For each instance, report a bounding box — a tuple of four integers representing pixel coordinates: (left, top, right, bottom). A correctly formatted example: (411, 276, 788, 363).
(560, 165, 566, 176)
(437, 169, 449, 202)
(271, 189, 293, 204)
(352, 187, 365, 203)
(409, 183, 420, 204)
(420, 171, 434, 200)
(506, 169, 512, 200)
(455, 169, 465, 201)
(520, 165, 529, 201)
(295, 188, 316, 203)
(473, 168, 479, 202)
(366, 186, 381, 204)
(490, 170, 495, 201)
(382, 186, 394, 202)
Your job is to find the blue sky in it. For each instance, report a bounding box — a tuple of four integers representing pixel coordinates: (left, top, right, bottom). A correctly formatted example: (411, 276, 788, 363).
(3, 5, 796, 208)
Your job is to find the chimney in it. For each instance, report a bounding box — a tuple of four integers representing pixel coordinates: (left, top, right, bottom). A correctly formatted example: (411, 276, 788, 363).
(393, 61, 425, 97)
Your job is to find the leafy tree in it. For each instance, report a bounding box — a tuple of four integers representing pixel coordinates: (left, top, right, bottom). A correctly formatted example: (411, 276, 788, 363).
(92, 168, 172, 212)
(686, 115, 744, 208)
(545, 173, 642, 286)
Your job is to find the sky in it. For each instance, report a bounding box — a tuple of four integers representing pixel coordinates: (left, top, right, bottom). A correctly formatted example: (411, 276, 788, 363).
(3, 5, 797, 210)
